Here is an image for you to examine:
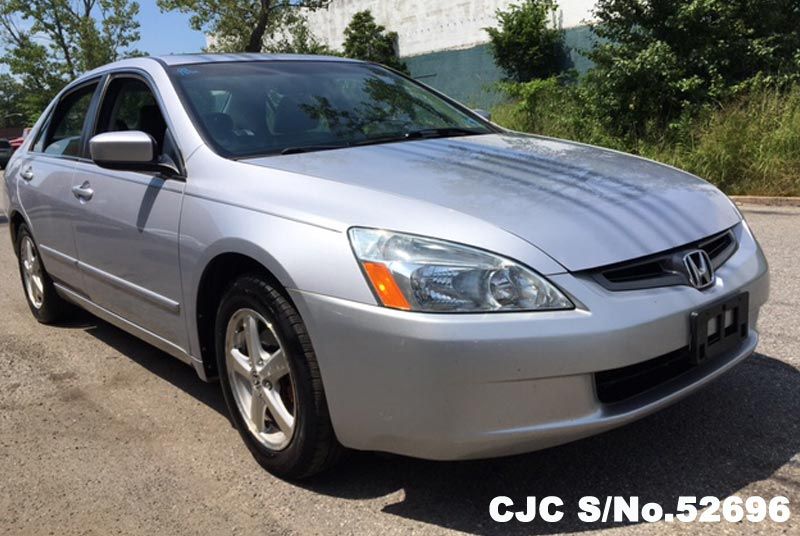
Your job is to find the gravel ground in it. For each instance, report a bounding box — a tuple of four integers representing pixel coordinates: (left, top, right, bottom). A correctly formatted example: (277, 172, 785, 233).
(0, 204, 798, 536)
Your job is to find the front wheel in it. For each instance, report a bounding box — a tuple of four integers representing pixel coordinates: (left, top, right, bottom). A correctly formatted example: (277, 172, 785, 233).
(215, 274, 342, 479)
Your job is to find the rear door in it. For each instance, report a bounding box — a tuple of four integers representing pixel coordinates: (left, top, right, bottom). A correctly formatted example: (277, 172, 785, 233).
(16, 80, 100, 290)
(71, 73, 187, 348)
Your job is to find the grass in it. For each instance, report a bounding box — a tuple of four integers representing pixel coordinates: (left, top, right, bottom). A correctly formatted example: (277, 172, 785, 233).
(491, 83, 800, 196)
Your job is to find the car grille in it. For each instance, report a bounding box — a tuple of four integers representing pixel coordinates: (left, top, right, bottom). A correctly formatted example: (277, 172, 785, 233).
(588, 227, 738, 291)
(595, 347, 695, 404)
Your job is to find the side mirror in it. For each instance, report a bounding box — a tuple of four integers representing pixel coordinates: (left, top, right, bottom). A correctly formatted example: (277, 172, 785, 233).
(473, 109, 492, 122)
(89, 131, 179, 176)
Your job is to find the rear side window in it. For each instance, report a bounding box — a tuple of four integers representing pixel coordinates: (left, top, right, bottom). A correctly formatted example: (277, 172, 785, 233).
(0, 140, 10, 149)
(39, 83, 98, 157)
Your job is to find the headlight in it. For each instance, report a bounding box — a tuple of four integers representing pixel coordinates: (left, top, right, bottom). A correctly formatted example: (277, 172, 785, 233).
(348, 228, 573, 312)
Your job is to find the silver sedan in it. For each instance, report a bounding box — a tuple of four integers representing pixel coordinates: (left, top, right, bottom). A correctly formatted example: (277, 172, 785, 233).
(2, 54, 769, 479)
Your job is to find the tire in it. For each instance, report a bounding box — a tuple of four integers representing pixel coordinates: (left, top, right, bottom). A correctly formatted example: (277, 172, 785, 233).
(215, 274, 342, 479)
(15, 224, 72, 323)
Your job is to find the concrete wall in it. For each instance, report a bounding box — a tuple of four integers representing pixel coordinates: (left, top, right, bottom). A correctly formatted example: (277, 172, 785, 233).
(406, 26, 595, 108)
(306, 0, 596, 57)
(306, 0, 599, 108)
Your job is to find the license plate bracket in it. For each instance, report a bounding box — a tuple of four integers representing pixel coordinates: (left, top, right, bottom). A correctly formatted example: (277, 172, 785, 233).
(690, 293, 749, 365)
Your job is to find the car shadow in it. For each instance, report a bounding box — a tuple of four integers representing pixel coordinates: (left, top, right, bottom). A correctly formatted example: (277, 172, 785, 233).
(53, 311, 800, 534)
(60, 309, 228, 417)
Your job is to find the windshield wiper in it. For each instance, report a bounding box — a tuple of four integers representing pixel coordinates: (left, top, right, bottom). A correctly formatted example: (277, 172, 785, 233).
(280, 144, 348, 155)
(404, 127, 484, 139)
(348, 127, 484, 148)
(279, 128, 484, 155)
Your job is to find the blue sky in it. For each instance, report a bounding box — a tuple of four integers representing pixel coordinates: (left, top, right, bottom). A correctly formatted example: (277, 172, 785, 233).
(137, 2, 206, 56)
(0, 3, 205, 75)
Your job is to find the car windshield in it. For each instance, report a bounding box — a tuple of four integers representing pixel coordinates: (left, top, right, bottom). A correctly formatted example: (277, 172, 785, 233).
(169, 60, 494, 158)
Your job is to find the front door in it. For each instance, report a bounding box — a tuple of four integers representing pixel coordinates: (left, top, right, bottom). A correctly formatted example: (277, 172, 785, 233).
(71, 74, 187, 349)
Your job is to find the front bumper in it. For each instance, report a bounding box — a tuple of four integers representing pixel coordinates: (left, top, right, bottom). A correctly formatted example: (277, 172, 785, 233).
(290, 223, 769, 460)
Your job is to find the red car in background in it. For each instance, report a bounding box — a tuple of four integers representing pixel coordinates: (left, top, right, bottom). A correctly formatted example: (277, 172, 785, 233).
(9, 127, 31, 152)
(9, 137, 23, 152)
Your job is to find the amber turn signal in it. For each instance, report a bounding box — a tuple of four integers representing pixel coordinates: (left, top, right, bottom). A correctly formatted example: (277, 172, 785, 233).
(361, 261, 412, 310)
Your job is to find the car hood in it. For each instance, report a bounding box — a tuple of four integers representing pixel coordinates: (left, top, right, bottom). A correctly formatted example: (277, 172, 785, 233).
(244, 133, 741, 271)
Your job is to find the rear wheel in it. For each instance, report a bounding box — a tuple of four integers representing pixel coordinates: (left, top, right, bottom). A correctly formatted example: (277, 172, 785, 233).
(215, 274, 342, 479)
(16, 224, 71, 323)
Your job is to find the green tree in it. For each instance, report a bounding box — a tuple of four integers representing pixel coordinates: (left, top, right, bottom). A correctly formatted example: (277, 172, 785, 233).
(486, 0, 571, 83)
(264, 11, 335, 55)
(342, 10, 407, 72)
(0, 74, 25, 128)
(158, 0, 330, 53)
(587, 0, 800, 137)
(0, 0, 141, 122)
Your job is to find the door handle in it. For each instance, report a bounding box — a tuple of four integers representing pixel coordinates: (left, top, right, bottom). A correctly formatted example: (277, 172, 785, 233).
(72, 182, 94, 201)
(20, 167, 34, 181)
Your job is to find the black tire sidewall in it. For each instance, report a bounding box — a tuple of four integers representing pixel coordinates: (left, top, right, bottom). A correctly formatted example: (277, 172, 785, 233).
(214, 276, 321, 478)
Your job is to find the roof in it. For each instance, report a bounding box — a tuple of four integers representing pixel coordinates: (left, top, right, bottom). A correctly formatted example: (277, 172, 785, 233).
(155, 53, 353, 66)
(73, 53, 368, 91)
(79, 53, 360, 80)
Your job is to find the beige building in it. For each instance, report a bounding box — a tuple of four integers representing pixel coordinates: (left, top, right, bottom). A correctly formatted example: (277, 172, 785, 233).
(307, 0, 596, 57)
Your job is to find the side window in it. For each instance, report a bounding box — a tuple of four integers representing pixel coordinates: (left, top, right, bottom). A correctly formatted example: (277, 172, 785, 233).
(40, 83, 98, 157)
(31, 113, 54, 153)
(31, 126, 46, 153)
(30, 110, 52, 153)
(97, 77, 173, 160)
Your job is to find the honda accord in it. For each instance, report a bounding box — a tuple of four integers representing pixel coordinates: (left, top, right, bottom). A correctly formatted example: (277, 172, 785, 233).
(2, 54, 769, 478)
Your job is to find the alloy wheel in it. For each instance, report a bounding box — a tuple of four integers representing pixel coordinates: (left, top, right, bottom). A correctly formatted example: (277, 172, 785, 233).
(20, 236, 44, 309)
(224, 308, 296, 450)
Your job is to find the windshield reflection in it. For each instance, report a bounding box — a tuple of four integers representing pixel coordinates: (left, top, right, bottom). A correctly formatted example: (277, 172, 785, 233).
(170, 61, 494, 158)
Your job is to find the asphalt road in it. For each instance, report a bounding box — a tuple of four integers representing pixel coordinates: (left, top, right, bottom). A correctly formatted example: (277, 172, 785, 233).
(1, 203, 798, 536)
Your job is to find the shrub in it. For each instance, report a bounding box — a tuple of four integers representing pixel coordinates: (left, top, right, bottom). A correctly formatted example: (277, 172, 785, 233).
(493, 81, 800, 196)
(343, 10, 407, 72)
(588, 0, 800, 136)
(647, 88, 800, 196)
(486, 0, 572, 83)
(495, 78, 623, 149)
